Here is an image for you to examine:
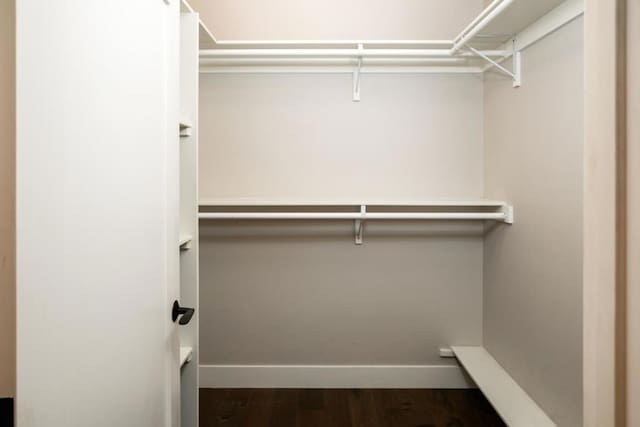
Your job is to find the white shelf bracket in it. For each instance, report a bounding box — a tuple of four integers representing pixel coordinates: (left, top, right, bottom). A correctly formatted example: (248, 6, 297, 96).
(503, 205, 514, 224)
(180, 122, 193, 137)
(355, 205, 366, 245)
(466, 41, 521, 87)
(352, 44, 363, 102)
(512, 39, 522, 87)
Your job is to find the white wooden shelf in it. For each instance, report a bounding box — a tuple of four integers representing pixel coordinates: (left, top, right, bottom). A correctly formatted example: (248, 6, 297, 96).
(180, 346, 193, 368)
(179, 235, 193, 250)
(452, 346, 556, 427)
(198, 201, 514, 223)
(198, 201, 513, 244)
(199, 200, 509, 207)
(197, 0, 585, 96)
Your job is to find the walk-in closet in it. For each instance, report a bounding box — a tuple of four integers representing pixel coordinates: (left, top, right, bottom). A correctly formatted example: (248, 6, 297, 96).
(11, 0, 638, 426)
(189, 0, 583, 425)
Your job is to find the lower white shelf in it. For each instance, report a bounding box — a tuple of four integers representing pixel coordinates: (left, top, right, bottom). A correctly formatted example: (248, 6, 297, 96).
(180, 346, 193, 368)
(452, 346, 555, 427)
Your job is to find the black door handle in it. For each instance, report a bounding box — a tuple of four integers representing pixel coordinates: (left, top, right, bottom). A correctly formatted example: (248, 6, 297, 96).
(172, 300, 195, 325)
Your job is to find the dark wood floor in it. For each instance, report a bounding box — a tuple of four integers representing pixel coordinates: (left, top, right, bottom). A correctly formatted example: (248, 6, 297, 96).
(200, 389, 506, 427)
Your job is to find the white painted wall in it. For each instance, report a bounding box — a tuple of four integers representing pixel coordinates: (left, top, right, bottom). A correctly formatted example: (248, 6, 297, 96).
(198, 73, 484, 385)
(483, 17, 583, 426)
(199, 74, 484, 201)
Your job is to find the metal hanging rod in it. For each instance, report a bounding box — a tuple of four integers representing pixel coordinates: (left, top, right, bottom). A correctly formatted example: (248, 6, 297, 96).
(200, 58, 469, 66)
(199, 49, 509, 58)
(199, 212, 508, 220)
(212, 40, 455, 47)
(198, 203, 514, 245)
(199, 200, 509, 207)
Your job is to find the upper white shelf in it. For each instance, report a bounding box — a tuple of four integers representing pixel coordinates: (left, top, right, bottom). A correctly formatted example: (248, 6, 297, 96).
(199, 200, 508, 207)
(196, 0, 584, 94)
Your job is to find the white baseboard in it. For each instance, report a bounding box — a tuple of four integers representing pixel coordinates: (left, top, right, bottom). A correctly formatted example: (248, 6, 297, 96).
(199, 364, 474, 389)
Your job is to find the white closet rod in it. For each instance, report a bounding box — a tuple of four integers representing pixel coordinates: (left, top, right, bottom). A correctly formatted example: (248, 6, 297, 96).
(200, 58, 468, 66)
(199, 49, 509, 58)
(198, 203, 514, 244)
(199, 212, 508, 221)
(212, 40, 454, 46)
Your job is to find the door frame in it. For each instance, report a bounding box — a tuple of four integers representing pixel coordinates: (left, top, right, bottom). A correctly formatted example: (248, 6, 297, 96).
(583, 0, 631, 425)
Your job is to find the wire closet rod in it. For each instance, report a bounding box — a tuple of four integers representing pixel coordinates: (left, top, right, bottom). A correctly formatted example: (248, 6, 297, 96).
(198, 203, 514, 244)
(212, 40, 455, 46)
(199, 212, 507, 220)
(199, 49, 510, 58)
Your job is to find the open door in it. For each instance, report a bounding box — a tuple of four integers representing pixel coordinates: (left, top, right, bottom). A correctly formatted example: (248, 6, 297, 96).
(16, 1, 182, 425)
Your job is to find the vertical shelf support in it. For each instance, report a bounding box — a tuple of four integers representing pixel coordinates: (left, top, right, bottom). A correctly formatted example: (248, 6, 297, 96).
(512, 39, 521, 87)
(352, 44, 363, 102)
(355, 205, 366, 245)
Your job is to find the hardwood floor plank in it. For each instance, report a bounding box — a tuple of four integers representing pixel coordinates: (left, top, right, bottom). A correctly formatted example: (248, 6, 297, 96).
(299, 389, 326, 411)
(200, 388, 227, 426)
(371, 390, 395, 427)
(297, 389, 328, 427)
(269, 389, 299, 427)
(244, 389, 275, 427)
(200, 388, 505, 427)
(347, 389, 386, 427)
(213, 389, 252, 426)
(391, 389, 437, 427)
(326, 389, 353, 427)
(423, 389, 459, 427)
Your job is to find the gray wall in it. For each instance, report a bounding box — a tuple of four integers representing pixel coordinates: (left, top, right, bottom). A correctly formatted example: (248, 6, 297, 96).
(483, 17, 583, 426)
(199, 74, 484, 201)
(199, 73, 485, 366)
